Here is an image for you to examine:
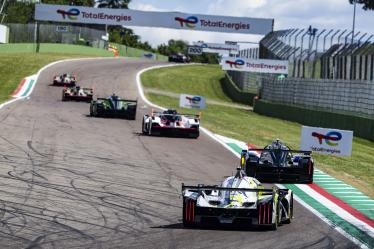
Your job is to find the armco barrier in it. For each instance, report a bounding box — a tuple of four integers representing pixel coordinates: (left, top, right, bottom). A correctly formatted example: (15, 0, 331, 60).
(253, 99, 374, 142)
(222, 73, 257, 106)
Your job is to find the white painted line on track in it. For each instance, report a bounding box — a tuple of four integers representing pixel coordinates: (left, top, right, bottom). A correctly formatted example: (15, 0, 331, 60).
(280, 186, 369, 249)
(297, 184, 374, 237)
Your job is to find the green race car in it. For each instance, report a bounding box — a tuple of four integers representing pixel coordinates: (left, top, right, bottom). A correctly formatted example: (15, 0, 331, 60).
(90, 94, 137, 120)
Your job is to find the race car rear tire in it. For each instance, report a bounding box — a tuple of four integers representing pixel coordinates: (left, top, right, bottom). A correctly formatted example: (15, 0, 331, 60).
(90, 104, 98, 117)
(283, 193, 293, 224)
(270, 201, 280, 230)
(142, 118, 147, 134)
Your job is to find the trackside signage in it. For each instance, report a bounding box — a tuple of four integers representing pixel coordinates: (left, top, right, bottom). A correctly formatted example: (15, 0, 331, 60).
(179, 94, 206, 109)
(300, 126, 353, 156)
(193, 42, 239, 55)
(221, 57, 289, 74)
(35, 4, 273, 35)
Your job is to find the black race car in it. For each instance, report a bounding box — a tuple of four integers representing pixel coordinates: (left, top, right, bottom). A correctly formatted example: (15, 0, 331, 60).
(240, 139, 314, 183)
(168, 53, 191, 63)
(90, 94, 137, 120)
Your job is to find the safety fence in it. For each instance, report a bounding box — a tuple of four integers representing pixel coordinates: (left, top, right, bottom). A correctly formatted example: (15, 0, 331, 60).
(4, 23, 167, 60)
(260, 76, 374, 117)
(8, 23, 106, 47)
(260, 29, 374, 80)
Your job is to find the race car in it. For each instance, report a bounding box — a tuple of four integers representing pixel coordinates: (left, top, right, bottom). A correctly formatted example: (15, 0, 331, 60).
(62, 86, 93, 102)
(90, 94, 137, 120)
(182, 167, 293, 229)
(240, 139, 314, 183)
(52, 74, 77, 86)
(168, 53, 191, 63)
(142, 109, 200, 138)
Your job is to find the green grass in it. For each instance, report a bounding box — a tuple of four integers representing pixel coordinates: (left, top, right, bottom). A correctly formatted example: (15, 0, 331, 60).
(0, 53, 97, 103)
(141, 65, 234, 103)
(143, 68, 374, 198)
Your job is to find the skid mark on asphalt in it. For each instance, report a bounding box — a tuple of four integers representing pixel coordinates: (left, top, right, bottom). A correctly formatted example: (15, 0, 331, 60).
(0, 138, 182, 248)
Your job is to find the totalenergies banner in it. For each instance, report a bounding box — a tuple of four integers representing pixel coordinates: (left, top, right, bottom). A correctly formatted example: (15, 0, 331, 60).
(193, 42, 239, 55)
(221, 57, 289, 74)
(35, 4, 273, 35)
(300, 126, 353, 156)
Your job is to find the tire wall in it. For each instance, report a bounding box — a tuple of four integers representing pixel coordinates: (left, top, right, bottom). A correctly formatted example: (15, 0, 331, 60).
(253, 99, 374, 142)
(221, 73, 257, 106)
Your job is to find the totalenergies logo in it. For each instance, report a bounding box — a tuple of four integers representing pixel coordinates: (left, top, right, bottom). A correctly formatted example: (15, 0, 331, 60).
(57, 8, 80, 20)
(225, 59, 245, 69)
(186, 96, 201, 104)
(312, 131, 342, 146)
(175, 16, 198, 28)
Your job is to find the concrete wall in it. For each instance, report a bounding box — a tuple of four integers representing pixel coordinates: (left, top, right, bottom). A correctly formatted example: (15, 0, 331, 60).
(222, 73, 257, 106)
(260, 77, 374, 117)
(254, 99, 374, 142)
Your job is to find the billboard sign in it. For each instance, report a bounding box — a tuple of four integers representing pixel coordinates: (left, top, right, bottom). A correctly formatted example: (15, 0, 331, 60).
(187, 46, 203, 55)
(179, 94, 206, 109)
(221, 56, 289, 74)
(193, 42, 239, 55)
(35, 4, 273, 35)
(300, 126, 353, 156)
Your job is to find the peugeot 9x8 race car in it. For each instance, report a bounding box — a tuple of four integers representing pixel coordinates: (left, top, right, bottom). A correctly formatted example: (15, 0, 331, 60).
(62, 86, 93, 102)
(52, 74, 77, 86)
(90, 94, 137, 120)
(240, 139, 314, 183)
(182, 167, 293, 229)
(142, 109, 200, 138)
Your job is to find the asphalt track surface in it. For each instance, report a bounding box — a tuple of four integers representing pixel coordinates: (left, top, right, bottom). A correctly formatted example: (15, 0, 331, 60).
(0, 58, 357, 249)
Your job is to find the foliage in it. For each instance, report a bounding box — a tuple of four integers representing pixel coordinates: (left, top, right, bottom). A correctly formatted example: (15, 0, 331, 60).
(3, 1, 34, 24)
(349, 0, 374, 10)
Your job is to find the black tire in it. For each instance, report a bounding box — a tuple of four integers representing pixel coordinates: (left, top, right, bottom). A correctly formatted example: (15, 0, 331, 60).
(270, 200, 280, 230)
(284, 193, 294, 224)
(245, 161, 257, 178)
(142, 118, 147, 134)
(90, 103, 97, 117)
(62, 91, 66, 101)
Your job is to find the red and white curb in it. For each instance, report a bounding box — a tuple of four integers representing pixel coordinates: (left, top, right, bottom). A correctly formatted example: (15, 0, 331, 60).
(12, 75, 37, 98)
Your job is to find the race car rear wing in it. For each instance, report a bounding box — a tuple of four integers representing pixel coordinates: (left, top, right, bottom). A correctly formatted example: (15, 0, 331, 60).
(152, 109, 201, 119)
(243, 149, 312, 155)
(181, 183, 287, 195)
(96, 98, 138, 103)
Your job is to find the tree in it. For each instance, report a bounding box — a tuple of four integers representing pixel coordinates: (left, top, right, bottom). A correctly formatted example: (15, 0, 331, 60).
(349, 0, 374, 10)
(3, 1, 34, 23)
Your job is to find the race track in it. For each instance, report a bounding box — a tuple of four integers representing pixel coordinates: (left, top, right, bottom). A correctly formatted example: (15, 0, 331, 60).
(0, 58, 357, 249)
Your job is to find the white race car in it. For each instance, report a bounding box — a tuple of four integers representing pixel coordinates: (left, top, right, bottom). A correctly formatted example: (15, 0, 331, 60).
(182, 167, 293, 229)
(142, 109, 200, 138)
